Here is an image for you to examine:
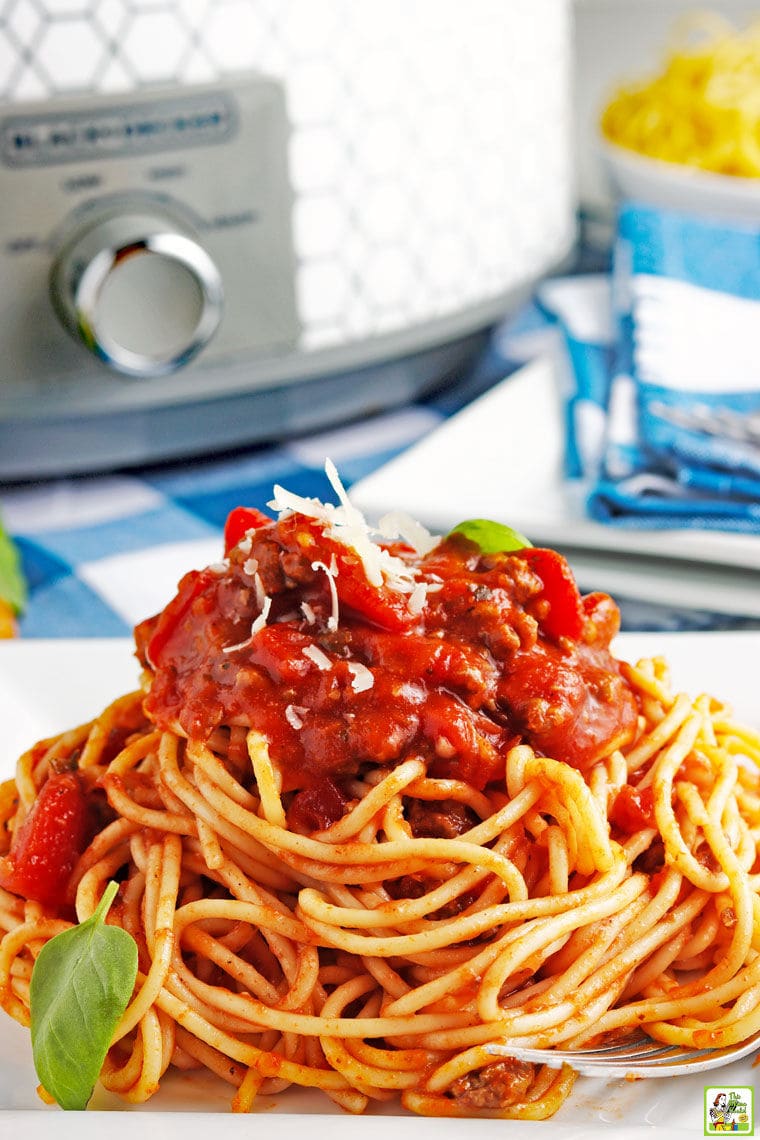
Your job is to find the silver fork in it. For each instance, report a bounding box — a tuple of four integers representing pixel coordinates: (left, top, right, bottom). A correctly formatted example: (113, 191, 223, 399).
(485, 1029, 760, 1078)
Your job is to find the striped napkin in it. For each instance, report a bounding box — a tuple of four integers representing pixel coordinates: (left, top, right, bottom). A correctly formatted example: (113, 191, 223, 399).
(539, 204, 760, 533)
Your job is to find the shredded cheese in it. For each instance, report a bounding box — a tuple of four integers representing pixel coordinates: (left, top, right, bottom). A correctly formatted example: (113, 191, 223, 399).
(311, 555, 339, 632)
(347, 661, 374, 693)
(303, 644, 332, 671)
(301, 601, 317, 625)
(268, 459, 440, 618)
(407, 582, 429, 615)
(377, 510, 438, 555)
(222, 635, 252, 654)
(253, 572, 267, 611)
(285, 704, 308, 730)
(222, 596, 272, 653)
(250, 595, 272, 636)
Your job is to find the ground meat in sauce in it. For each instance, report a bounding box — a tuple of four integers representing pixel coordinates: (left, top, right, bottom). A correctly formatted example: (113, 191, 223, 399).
(383, 875, 429, 900)
(405, 797, 479, 839)
(497, 641, 637, 768)
(449, 1058, 535, 1110)
(134, 516, 638, 794)
(632, 839, 665, 876)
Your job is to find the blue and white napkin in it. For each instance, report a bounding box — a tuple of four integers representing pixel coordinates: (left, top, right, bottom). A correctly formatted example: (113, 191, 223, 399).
(539, 203, 760, 533)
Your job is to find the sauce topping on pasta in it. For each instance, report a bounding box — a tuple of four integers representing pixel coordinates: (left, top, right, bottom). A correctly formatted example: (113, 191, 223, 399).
(135, 507, 637, 800)
(2, 470, 760, 1120)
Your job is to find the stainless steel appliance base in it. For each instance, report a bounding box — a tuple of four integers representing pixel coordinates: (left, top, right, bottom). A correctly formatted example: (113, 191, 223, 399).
(0, 330, 489, 481)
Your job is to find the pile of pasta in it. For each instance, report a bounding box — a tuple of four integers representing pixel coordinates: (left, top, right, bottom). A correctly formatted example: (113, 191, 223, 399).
(1, 653, 760, 1117)
(601, 13, 760, 176)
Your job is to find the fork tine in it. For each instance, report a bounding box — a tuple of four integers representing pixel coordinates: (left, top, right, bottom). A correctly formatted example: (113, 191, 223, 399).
(485, 1031, 760, 1078)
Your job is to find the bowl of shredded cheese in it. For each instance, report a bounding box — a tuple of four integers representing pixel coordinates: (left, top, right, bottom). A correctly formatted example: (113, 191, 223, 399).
(599, 12, 760, 221)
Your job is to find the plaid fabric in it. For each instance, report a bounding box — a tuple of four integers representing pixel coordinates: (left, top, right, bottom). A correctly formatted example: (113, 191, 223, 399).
(1, 402, 449, 638)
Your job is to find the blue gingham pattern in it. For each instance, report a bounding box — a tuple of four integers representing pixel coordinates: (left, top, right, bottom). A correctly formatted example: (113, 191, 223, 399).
(0, 407, 441, 638)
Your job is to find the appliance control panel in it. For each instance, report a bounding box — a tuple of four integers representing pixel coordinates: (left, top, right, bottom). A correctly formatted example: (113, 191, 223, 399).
(0, 76, 299, 401)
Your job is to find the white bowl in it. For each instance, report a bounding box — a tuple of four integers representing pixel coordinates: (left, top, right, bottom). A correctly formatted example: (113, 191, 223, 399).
(600, 139, 760, 224)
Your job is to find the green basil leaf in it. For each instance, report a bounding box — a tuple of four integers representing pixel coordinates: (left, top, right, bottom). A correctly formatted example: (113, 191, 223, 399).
(448, 518, 532, 554)
(0, 520, 26, 613)
(30, 880, 138, 1110)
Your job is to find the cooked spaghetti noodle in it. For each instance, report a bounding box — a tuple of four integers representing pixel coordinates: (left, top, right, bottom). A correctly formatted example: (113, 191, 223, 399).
(601, 13, 760, 176)
(1, 472, 760, 1118)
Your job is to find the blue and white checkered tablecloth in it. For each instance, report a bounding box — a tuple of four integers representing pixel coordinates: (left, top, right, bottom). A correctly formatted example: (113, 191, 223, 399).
(2, 311, 759, 639)
(0, 401, 446, 639)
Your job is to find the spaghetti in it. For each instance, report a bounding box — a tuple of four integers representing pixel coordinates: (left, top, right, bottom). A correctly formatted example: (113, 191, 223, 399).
(601, 13, 760, 176)
(1, 472, 760, 1118)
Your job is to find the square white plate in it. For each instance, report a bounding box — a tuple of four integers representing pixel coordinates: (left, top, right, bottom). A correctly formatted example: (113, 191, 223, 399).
(1, 633, 758, 1138)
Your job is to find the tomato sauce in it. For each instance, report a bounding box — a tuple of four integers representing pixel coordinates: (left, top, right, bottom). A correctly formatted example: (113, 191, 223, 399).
(0, 772, 94, 906)
(135, 512, 638, 798)
(610, 784, 656, 834)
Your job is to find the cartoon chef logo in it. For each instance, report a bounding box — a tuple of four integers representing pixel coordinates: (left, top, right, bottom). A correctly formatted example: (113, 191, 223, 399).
(704, 1086, 754, 1135)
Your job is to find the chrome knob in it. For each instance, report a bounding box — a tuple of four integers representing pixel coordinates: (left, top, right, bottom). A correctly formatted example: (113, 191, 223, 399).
(50, 205, 224, 378)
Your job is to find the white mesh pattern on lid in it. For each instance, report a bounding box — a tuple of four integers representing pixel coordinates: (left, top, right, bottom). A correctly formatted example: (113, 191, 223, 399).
(0, 0, 573, 345)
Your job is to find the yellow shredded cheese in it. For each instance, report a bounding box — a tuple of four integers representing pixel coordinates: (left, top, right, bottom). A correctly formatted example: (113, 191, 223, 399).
(601, 13, 760, 176)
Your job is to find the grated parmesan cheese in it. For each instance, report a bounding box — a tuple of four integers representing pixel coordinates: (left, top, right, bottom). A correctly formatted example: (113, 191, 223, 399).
(303, 644, 332, 671)
(253, 571, 267, 610)
(311, 555, 339, 632)
(301, 601, 317, 625)
(347, 661, 374, 693)
(222, 595, 272, 653)
(222, 635, 252, 654)
(250, 595, 272, 635)
(285, 704, 308, 730)
(377, 510, 438, 556)
(407, 582, 429, 615)
(268, 460, 440, 619)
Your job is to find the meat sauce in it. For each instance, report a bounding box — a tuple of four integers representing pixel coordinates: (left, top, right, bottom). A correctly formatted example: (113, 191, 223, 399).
(135, 511, 638, 801)
(449, 1057, 535, 1110)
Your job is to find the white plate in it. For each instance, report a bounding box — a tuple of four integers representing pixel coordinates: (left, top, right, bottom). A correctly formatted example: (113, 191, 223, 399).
(1, 633, 759, 1137)
(351, 357, 760, 616)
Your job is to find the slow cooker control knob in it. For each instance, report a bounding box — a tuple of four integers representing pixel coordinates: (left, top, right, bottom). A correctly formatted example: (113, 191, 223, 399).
(50, 207, 224, 378)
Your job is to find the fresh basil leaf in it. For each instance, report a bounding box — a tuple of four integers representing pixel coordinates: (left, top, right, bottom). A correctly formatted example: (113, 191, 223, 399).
(30, 880, 138, 1111)
(448, 518, 532, 554)
(0, 521, 25, 613)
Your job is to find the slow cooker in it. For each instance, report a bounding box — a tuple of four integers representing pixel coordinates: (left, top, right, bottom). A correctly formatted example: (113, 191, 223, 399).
(0, 0, 575, 478)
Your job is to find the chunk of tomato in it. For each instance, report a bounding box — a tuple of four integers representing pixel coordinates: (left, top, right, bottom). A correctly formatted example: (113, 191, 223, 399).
(288, 776, 348, 832)
(518, 548, 585, 642)
(610, 784, 655, 834)
(276, 515, 417, 632)
(0, 772, 91, 907)
(137, 566, 217, 669)
(223, 506, 272, 554)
